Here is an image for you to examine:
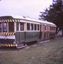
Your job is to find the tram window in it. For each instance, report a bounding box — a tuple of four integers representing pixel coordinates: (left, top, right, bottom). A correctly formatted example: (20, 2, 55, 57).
(27, 23, 30, 30)
(50, 27, 55, 30)
(0, 23, 2, 32)
(45, 26, 46, 30)
(16, 22, 19, 31)
(3, 22, 7, 32)
(20, 23, 24, 31)
(31, 24, 33, 30)
(44, 25, 46, 30)
(9, 22, 14, 32)
(37, 25, 39, 30)
(34, 24, 36, 30)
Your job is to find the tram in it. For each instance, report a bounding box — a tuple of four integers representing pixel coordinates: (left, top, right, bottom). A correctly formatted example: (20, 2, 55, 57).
(0, 15, 56, 48)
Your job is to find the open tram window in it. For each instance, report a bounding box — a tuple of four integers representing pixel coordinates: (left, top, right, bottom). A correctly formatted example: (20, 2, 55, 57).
(2, 22, 7, 32)
(9, 22, 14, 32)
(0, 23, 2, 32)
(20, 22, 24, 31)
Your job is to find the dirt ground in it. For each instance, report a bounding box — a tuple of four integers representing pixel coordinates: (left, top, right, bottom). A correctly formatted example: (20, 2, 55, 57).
(0, 37, 63, 64)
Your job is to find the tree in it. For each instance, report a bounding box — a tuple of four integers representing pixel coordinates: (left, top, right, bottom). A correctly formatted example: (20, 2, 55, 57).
(39, 0, 63, 36)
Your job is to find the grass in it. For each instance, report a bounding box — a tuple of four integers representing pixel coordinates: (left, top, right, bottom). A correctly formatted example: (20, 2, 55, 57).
(0, 37, 63, 64)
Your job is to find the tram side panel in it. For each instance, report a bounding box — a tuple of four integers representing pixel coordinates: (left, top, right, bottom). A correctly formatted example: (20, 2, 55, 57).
(25, 23, 41, 43)
(50, 32, 56, 39)
(41, 24, 55, 40)
(49, 26, 56, 39)
(41, 25, 47, 40)
(15, 23, 41, 45)
(15, 31, 40, 45)
(15, 32, 25, 45)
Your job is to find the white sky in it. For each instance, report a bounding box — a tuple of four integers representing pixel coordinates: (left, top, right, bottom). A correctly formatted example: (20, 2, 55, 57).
(0, 0, 52, 19)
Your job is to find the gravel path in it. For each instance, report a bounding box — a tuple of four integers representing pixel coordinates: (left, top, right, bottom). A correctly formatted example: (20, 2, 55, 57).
(0, 37, 63, 64)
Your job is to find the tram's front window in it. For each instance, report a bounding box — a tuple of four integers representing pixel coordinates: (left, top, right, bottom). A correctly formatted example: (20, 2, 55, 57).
(3, 22, 7, 32)
(9, 22, 14, 32)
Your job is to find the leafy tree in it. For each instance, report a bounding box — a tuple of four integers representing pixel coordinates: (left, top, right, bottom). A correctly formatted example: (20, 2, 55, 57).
(39, 0, 63, 36)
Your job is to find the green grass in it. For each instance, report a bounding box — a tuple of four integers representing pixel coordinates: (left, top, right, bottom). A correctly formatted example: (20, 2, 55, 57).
(0, 37, 63, 64)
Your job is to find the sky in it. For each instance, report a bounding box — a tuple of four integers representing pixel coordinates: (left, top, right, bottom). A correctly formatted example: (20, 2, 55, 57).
(0, 0, 52, 19)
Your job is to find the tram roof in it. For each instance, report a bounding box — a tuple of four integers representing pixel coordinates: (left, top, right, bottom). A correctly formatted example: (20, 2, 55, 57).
(0, 15, 56, 27)
(10, 15, 56, 26)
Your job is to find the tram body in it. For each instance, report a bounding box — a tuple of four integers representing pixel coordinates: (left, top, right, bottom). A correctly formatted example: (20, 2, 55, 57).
(0, 16, 56, 48)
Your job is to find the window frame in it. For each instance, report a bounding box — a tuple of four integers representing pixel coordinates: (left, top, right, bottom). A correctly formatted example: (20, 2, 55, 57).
(16, 22, 24, 32)
(20, 22, 24, 31)
(27, 23, 30, 30)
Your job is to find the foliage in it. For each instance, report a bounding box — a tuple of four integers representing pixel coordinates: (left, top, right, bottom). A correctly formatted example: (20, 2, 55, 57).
(39, 0, 63, 30)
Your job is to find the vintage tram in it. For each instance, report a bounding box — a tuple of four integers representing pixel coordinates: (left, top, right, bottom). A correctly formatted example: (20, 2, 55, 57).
(0, 15, 56, 48)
